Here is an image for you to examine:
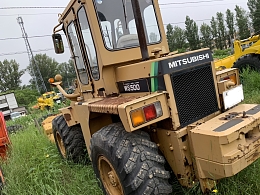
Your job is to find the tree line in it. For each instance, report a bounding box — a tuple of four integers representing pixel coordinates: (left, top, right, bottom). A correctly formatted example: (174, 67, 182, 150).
(0, 54, 76, 107)
(167, 0, 260, 52)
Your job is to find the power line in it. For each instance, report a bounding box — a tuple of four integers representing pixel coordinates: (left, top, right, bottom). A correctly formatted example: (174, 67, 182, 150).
(0, 6, 65, 10)
(0, 47, 69, 57)
(164, 19, 212, 26)
(159, 0, 224, 5)
(0, 35, 51, 41)
(0, 34, 65, 41)
(0, 13, 59, 17)
(0, 1, 226, 10)
(0, 48, 54, 56)
(160, 1, 246, 9)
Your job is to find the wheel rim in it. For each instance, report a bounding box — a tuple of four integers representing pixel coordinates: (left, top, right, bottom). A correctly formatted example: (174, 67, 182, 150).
(98, 156, 124, 195)
(56, 132, 66, 157)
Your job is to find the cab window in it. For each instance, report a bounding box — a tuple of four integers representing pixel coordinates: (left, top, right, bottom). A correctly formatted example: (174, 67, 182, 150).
(78, 6, 100, 80)
(67, 22, 89, 84)
(93, 0, 161, 50)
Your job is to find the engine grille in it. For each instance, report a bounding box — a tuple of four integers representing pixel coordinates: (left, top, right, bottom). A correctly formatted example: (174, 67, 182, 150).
(171, 63, 219, 127)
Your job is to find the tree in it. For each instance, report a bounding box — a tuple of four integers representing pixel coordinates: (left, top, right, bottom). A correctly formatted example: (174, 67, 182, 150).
(226, 9, 235, 45)
(216, 12, 226, 50)
(235, 5, 250, 39)
(14, 88, 40, 107)
(149, 32, 158, 42)
(210, 17, 219, 49)
(0, 59, 25, 92)
(200, 23, 212, 49)
(172, 26, 186, 51)
(58, 60, 76, 88)
(185, 16, 200, 50)
(166, 24, 174, 51)
(27, 54, 59, 92)
(248, 0, 260, 32)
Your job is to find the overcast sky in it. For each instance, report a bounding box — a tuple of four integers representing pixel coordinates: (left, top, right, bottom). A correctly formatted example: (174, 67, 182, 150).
(0, 0, 248, 84)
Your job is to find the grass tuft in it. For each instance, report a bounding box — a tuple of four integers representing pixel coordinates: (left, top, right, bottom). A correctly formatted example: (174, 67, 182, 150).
(1, 122, 102, 195)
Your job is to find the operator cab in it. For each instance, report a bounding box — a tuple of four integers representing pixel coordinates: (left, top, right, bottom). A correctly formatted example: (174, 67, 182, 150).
(53, 0, 168, 60)
(53, 0, 169, 95)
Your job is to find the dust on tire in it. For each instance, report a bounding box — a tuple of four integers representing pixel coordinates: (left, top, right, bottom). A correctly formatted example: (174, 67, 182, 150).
(52, 115, 88, 164)
(91, 122, 172, 195)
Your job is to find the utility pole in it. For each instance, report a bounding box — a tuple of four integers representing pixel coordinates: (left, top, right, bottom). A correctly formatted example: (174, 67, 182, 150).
(17, 16, 47, 93)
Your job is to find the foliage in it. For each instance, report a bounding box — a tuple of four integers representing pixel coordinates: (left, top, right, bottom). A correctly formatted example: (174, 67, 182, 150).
(14, 88, 40, 108)
(166, 24, 187, 52)
(213, 49, 231, 56)
(185, 16, 200, 50)
(213, 49, 231, 59)
(200, 23, 212, 49)
(235, 5, 251, 39)
(210, 17, 219, 49)
(0, 59, 25, 92)
(58, 60, 76, 88)
(28, 54, 59, 93)
(2, 119, 102, 195)
(216, 12, 226, 50)
(226, 9, 235, 46)
(172, 26, 187, 51)
(166, 24, 174, 51)
(149, 32, 158, 42)
(240, 69, 260, 104)
(248, 0, 260, 32)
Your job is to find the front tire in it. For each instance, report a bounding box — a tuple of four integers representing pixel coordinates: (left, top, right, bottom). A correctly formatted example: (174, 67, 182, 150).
(233, 55, 260, 71)
(52, 115, 88, 163)
(90, 123, 172, 195)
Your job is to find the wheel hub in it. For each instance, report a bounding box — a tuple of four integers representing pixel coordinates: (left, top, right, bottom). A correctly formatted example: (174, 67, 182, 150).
(108, 171, 118, 187)
(98, 156, 123, 195)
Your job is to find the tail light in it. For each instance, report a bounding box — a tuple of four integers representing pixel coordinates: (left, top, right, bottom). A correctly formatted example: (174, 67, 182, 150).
(221, 73, 237, 85)
(130, 101, 163, 127)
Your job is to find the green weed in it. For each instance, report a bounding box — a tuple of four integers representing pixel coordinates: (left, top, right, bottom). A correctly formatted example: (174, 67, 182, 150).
(1, 125, 102, 195)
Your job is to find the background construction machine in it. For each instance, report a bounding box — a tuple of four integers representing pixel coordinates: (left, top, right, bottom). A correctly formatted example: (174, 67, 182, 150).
(34, 91, 61, 110)
(49, 0, 260, 194)
(215, 32, 260, 70)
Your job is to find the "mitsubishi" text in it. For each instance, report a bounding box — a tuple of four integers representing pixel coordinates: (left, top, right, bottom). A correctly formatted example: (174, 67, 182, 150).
(168, 53, 210, 68)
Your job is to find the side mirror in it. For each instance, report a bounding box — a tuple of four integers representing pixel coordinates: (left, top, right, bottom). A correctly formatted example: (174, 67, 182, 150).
(52, 34, 64, 54)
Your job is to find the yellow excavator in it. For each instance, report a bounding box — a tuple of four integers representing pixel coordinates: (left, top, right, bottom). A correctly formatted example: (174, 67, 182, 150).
(215, 32, 260, 70)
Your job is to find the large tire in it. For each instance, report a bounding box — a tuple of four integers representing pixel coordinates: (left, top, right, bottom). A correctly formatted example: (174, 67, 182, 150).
(52, 115, 88, 163)
(90, 123, 172, 195)
(233, 55, 260, 71)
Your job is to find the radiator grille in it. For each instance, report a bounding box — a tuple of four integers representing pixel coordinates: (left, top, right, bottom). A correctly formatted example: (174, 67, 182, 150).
(171, 63, 219, 127)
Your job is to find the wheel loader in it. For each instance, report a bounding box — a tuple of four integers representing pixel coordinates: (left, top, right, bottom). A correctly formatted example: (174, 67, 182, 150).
(215, 31, 260, 71)
(34, 91, 61, 110)
(49, 0, 260, 194)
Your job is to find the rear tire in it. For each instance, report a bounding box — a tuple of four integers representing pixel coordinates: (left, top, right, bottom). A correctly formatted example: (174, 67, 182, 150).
(90, 123, 172, 195)
(52, 115, 88, 163)
(233, 55, 260, 71)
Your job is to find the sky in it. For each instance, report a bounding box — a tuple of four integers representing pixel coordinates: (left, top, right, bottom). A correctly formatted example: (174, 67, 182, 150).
(0, 0, 248, 85)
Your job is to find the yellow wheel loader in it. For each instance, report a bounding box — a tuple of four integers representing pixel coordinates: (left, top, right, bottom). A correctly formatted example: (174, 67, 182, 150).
(35, 91, 62, 110)
(49, 0, 260, 194)
(215, 32, 260, 70)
